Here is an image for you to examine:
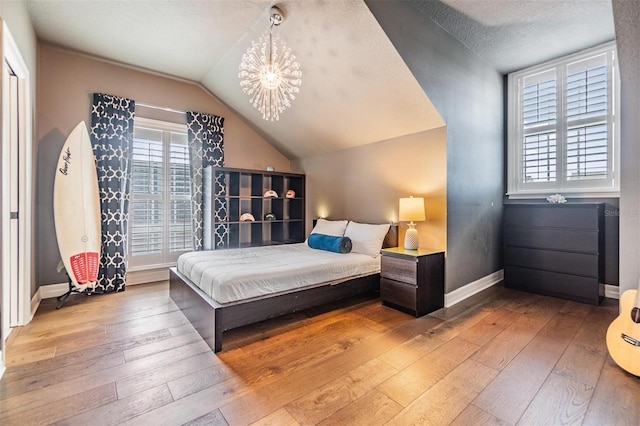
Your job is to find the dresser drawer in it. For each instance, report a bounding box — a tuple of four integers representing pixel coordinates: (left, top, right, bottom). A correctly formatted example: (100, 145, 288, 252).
(504, 227, 599, 254)
(381, 256, 417, 284)
(381, 277, 416, 311)
(504, 247, 599, 278)
(504, 205, 600, 230)
(504, 266, 601, 305)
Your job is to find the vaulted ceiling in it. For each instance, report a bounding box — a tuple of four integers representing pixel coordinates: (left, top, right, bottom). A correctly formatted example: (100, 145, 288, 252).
(25, 0, 615, 159)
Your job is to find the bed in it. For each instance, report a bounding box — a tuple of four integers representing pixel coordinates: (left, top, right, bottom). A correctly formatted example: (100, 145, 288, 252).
(169, 220, 397, 352)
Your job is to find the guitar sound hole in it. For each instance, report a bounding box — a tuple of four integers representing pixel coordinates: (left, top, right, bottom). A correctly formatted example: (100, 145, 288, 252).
(631, 307, 640, 324)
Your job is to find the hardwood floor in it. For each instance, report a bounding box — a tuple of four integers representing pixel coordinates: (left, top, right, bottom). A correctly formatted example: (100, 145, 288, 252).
(1, 281, 639, 425)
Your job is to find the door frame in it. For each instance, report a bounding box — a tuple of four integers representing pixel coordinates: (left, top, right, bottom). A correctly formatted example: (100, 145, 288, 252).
(2, 21, 33, 334)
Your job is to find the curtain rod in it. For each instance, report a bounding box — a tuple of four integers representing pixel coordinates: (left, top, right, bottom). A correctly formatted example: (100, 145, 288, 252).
(136, 102, 186, 115)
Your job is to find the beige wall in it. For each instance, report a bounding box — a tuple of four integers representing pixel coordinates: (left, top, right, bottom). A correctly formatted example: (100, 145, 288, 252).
(293, 127, 447, 251)
(37, 44, 290, 171)
(36, 44, 289, 287)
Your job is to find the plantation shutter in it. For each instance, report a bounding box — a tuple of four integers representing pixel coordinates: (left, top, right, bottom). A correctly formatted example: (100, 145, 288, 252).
(131, 126, 163, 256)
(565, 53, 609, 181)
(168, 132, 193, 252)
(522, 69, 557, 184)
(129, 119, 193, 267)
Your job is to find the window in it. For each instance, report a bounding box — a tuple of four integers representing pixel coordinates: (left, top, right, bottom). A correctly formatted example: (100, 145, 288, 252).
(507, 42, 620, 198)
(129, 117, 193, 268)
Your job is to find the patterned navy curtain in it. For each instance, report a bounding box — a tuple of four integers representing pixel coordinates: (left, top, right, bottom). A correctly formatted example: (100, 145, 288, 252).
(90, 93, 135, 293)
(186, 111, 225, 250)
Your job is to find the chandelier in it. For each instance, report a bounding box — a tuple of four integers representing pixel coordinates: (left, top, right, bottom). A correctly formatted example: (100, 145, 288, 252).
(238, 5, 302, 121)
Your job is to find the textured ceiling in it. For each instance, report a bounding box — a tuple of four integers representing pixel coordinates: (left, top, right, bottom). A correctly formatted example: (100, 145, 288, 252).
(413, 0, 615, 74)
(25, 0, 616, 159)
(26, 0, 444, 159)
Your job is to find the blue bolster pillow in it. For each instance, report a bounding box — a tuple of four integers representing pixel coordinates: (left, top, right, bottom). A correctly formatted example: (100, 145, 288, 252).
(307, 233, 352, 254)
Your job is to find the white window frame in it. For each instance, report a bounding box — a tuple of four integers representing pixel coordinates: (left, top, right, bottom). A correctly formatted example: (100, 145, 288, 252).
(128, 117, 192, 269)
(507, 42, 620, 199)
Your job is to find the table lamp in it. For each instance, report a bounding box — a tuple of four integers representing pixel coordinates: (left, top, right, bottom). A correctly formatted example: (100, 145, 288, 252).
(399, 196, 425, 250)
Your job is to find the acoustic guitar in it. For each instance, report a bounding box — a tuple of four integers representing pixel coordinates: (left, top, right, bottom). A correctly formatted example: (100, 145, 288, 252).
(606, 282, 640, 376)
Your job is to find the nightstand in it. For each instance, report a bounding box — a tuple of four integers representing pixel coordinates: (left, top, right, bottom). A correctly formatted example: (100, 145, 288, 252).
(380, 247, 445, 317)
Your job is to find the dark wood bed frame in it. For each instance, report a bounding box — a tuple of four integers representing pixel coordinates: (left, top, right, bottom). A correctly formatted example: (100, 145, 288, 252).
(170, 225, 397, 352)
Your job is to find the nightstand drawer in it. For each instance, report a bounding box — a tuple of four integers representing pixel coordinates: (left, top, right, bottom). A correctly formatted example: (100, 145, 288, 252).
(381, 256, 417, 284)
(381, 277, 417, 310)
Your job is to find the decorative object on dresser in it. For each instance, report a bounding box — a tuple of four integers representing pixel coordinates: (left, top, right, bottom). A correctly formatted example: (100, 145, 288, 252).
(380, 247, 444, 317)
(546, 193, 567, 204)
(203, 167, 305, 249)
(606, 279, 640, 376)
(399, 196, 426, 250)
(503, 203, 604, 305)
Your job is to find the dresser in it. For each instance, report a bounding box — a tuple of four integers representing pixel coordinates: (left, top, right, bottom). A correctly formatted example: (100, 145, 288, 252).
(503, 203, 604, 305)
(380, 248, 445, 317)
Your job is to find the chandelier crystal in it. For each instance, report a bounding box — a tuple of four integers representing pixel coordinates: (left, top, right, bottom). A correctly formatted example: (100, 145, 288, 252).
(238, 6, 302, 122)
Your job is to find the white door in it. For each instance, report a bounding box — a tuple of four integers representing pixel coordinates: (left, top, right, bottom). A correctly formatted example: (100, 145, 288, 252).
(1, 22, 33, 342)
(1, 62, 20, 339)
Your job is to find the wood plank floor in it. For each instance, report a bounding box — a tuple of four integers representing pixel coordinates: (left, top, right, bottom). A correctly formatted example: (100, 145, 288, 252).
(1, 281, 639, 425)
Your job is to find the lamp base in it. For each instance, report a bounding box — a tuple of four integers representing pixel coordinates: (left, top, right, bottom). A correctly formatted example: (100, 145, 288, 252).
(404, 227, 419, 250)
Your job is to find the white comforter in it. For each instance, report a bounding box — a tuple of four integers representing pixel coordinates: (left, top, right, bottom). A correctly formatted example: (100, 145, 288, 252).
(176, 243, 380, 304)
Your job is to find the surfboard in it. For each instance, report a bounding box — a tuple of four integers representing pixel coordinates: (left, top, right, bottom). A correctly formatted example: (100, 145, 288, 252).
(53, 121, 101, 292)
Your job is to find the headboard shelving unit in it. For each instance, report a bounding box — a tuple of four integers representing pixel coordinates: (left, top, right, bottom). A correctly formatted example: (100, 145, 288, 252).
(203, 167, 305, 249)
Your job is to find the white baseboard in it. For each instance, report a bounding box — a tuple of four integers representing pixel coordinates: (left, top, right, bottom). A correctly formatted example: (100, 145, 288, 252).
(0, 355, 5, 381)
(36, 268, 169, 303)
(126, 268, 169, 285)
(444, 269, 504, 308)
(39, 282, 69, 300)
(604, 284, 619, 299)
(30, 290, 43, 320)
(31, 282, 68, 317)
(1, 326, 12, 377)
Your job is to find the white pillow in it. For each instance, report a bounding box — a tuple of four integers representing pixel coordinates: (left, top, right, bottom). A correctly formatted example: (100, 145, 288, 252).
(344, 221, 390, 257)
(310, 218, 349, 237)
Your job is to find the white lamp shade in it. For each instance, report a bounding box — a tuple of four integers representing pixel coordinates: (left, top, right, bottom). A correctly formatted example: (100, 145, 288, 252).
(399, 197, 426, 222)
